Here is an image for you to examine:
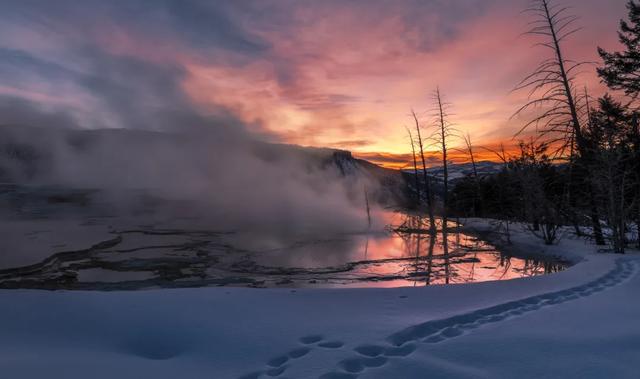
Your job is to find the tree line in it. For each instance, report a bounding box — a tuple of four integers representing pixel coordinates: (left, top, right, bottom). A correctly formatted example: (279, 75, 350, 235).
(407, 0, 640, 254)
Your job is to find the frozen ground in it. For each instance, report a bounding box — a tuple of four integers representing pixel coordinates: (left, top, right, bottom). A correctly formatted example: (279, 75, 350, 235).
(1, 220, 639, 378)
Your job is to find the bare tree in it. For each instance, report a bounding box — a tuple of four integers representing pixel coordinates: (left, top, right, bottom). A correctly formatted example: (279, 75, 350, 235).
(514, 0, 605, 245)
(433, 87, 454, 266)
(364, 186, 372, 230)
(405, 126, 422, 205)
(411, 109, 436, 232)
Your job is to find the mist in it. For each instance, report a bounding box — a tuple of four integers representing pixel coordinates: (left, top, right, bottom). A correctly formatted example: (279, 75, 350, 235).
(0, 122, 382, 236)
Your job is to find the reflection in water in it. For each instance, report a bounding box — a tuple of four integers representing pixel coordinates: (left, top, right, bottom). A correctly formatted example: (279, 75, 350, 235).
(0, 210, 568, 290)
(230, 212, 567, 288)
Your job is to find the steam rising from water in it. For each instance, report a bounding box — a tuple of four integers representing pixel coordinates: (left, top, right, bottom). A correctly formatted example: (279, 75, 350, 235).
(0, 124, 380, 235)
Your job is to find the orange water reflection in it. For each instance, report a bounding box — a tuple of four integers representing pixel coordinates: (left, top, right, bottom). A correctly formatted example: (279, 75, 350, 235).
(242, 212, 566, 288)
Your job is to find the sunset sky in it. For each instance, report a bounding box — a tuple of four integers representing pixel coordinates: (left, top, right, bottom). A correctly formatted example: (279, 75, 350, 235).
(0, 0, 629, 168)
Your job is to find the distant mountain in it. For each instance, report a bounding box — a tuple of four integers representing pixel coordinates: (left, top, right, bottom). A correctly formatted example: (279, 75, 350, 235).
(251, 144, 409, 206)
(426, 161, 503, 183)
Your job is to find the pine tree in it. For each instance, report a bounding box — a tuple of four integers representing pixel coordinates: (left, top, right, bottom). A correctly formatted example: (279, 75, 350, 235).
(585, 95, 634, 253)
(599, 1, 640, 248)
(598, 1, 640, 98)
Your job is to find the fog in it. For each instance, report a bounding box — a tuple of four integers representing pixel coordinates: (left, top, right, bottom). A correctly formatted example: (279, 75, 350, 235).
(0, 0, 391, 237)
(0, 123, 381, 235)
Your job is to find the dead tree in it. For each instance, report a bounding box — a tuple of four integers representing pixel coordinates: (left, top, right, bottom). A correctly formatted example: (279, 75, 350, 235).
(364, 186, 372, 230)
(406, 126, 422, 205)
(433, 88, 454, 266)
(514, 0, 605, 245)
(411, 109, 436, 232)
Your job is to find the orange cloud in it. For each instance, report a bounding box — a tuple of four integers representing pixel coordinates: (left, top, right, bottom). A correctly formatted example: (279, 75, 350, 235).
(175, 0, 625, 163)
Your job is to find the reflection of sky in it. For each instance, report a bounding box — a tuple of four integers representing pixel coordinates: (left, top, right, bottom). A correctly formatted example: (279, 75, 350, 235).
(238, 212, 564, 288)
(0, 0, 627, 167)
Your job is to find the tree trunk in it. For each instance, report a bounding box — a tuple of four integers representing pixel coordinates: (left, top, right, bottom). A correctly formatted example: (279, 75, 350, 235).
(541, 0, 605, 245)
(412, 111, 436, 232)
(436, 88, 450, 279)
(407, 128, 421, 206)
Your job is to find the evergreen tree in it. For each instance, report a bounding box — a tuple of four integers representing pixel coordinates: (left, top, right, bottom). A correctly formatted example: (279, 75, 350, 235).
(598, 1, 640, 98)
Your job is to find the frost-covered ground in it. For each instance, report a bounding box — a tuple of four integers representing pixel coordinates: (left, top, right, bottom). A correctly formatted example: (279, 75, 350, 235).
(1, 220, 639, 379)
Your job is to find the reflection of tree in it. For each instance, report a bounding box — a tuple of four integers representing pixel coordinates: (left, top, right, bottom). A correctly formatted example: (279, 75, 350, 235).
(363, 235, 369, 261)
(414, 235, 421, 287)
(425, 233, 436, 286)
(390, 212, 566, 286)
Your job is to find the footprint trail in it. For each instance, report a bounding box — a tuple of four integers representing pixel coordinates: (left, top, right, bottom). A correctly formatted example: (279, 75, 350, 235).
(240, 258, 638, 379)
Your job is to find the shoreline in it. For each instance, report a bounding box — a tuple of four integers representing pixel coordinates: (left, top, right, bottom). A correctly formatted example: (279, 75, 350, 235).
(457, 218, 581, 266)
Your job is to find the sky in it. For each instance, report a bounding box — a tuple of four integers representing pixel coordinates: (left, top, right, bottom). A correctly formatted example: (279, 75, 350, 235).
(0, 0, 630, 168)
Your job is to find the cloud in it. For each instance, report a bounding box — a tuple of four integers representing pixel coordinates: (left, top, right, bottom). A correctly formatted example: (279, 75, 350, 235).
(0, 0, 629, 156)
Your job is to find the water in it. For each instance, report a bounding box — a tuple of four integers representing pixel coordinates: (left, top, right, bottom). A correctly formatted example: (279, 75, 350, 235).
(221, 212, 567, 288)
(0, 186, 567, 289)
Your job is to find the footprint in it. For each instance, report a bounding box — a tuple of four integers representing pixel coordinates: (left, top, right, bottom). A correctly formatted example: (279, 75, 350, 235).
(354, 344, 385, 357)
(459, 322, 480, 330)
(319, 341, 344, 349)
(441, 327, 463, 338)
(485, 314, 508, 322)
(299, 335, 323, 344)
(288, 347, 311, 358)
(267, 355, 288, 368)
(338, 358, 364, 373)
(424, 335, 445, 343)
(266, 366, 287, 377)
(384, 343, 416, 357)
(362, 356, 388, 368)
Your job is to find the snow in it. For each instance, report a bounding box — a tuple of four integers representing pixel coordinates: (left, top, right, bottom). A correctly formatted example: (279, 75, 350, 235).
(1, 220, 639, 378)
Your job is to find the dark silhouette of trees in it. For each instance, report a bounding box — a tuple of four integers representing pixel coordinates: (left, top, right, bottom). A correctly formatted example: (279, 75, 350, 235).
(598, 1, 640, 248)
(584, 95, 636, 253)
(599, 1, 640, 99)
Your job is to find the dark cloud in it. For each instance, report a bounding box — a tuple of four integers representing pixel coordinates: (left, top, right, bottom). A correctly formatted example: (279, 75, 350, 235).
(2, 0, 269, 56)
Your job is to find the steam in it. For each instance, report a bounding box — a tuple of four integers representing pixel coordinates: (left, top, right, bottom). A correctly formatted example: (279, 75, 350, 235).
(0, 124, 380, 235)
